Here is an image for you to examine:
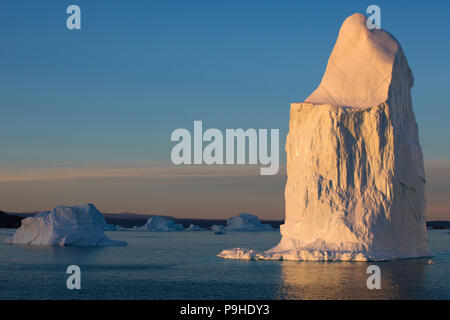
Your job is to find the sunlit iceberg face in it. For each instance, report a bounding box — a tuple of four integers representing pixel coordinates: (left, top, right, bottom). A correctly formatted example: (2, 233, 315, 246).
(219, 13, 430, 261)
(306, 13, 408, 109)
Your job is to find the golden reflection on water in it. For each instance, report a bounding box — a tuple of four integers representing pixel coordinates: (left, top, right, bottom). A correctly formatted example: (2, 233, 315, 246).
(276, 259, 428, 299)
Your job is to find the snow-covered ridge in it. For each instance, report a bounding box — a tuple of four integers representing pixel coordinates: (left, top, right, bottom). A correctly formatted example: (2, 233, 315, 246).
(6, 204, 126, 246)
(219, 13, 431, 261)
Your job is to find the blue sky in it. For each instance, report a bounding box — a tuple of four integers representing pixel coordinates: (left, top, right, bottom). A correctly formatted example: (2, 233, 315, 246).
(0, 1, 449, 218)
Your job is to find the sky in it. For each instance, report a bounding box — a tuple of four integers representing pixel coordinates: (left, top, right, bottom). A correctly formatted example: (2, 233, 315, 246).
(0, 1, 449, 220)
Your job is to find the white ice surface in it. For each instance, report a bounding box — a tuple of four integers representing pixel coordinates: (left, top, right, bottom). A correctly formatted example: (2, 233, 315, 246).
(225, 213, 273, 231)
(219, 13, 431, 261)
(6, 204, 126, 246)
(305, 13, 401, 109)
(140, 216, 184, 231)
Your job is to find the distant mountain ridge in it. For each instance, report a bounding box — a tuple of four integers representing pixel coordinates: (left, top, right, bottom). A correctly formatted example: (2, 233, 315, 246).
(0, 211, 24, 228)
(427, 221, 450, 229)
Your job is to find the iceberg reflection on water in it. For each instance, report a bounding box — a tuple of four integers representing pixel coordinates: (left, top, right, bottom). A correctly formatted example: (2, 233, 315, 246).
(276, 259, 428, 300)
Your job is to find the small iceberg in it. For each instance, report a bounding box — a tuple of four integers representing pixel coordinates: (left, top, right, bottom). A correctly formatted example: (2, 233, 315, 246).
(140, 216, 184, 231)
(101, 222, 117, 231)
(186, 224, 204, 231)
(114, 225, 129, 231)
(225, 213, 273, 231)
(212, 224, 227, 234)
(218, 248, 257, 259)
(212, 225, 226, 235)
(5, 204, 126, 246)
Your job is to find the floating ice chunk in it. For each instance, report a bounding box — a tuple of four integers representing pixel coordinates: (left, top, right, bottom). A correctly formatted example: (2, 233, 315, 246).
(140, 216, 184, 231)
(101, 222, 117, 231)
(217, 248, 258, 259)
(212, 225, 226, 234)
(186, 224, 204, 231)
(5, 204, 126, 246)
(225, 213, 273, 231)
(114, 225, 129, 231)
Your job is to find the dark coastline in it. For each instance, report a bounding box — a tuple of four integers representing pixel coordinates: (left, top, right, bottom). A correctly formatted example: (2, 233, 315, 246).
(1, 211, 448, 230)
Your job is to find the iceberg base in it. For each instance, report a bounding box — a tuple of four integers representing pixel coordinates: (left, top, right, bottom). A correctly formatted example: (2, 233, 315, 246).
(218, 237, 433, 262)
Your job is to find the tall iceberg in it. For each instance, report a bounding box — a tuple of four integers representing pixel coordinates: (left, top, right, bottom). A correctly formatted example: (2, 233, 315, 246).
(219, 13, 431, 261)
(6, 204, 126, 246)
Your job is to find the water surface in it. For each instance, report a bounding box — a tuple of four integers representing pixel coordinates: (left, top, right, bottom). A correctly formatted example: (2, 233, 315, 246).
(0, 229, 448, 299)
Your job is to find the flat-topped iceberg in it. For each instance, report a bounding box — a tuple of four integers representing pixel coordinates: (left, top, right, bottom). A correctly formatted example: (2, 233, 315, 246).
(140, 216, 184, 231)
(219, 13, 431, 261)
(5, 204, 126, 246)
(225, 213, 273, 231)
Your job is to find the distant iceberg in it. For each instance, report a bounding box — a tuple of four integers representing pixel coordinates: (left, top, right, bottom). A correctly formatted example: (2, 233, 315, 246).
(225, 213, 273, 231)
(101, 222, 117, 231)
(114, 225, 129, 231)
(186, 224, 204, 231)
(5, 204, 126, 246)
(140, 216, 184, 231)
(212, 225, 226, 235)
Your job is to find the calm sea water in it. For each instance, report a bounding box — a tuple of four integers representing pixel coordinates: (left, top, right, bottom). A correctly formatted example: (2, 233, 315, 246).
(0, 229, 448, 299)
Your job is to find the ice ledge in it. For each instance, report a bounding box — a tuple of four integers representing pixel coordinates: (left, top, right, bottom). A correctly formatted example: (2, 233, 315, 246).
(217, 247, 433, 262)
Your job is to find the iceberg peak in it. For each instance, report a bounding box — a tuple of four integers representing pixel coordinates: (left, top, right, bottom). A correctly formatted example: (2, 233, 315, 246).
(305, 13, 412, 109)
